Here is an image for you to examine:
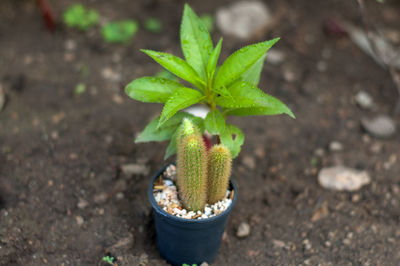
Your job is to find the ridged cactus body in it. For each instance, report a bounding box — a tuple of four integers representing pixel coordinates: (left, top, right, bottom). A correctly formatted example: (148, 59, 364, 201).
(177, 120, 207, 211)
(207, 145, 232, 204)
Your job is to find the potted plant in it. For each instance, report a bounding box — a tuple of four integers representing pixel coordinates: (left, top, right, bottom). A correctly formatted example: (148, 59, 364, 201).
(125, 4, 294, 265)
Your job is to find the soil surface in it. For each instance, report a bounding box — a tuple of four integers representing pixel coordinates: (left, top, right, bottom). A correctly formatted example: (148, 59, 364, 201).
(1, 0, 400, 265)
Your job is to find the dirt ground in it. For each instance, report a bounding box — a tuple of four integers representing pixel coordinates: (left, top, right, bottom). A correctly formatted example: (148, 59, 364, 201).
(1, 0, 400, 265)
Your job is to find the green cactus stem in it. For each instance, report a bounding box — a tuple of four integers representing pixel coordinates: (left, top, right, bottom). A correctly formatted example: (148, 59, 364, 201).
(207, 144, 232, 204)
(177, 134, 207, 211)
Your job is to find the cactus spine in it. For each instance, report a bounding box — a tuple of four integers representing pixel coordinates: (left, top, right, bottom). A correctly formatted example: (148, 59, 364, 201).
(207, 144, 232, 204)
(177, 119, 207, 211)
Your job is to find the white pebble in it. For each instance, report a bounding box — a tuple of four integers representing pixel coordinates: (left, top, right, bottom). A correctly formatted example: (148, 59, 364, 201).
(164, 180, 173, 186)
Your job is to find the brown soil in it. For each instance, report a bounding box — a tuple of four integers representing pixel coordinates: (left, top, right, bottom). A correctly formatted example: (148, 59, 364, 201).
(1, 0, 399, 265)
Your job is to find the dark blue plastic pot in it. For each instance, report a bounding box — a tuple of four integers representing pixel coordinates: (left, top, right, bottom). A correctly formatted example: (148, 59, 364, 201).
(148, 164, 237, 266)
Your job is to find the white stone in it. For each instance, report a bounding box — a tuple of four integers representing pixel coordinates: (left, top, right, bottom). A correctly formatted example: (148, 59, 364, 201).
(236, 222, 251, 238)
(361, 115, 396, 138)
(329, 141, 343, 152)
(355, 90, 374, 109)
(121, 163, 149, 176)
(318, 166, 371, 191)
(265, 49, 285, 65)
(216, 1, 272, 40)
(164, 180, 173, 186)
(204, 207, 212, 216)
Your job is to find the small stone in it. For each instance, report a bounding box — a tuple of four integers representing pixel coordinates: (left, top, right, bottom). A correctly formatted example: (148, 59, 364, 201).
(355, 90, 374, 109)
(204, 207, 212, 216)
(324, 241, 332, 248)
(236, 222, 251, 238)
(318, 166, 371, 191)
(64, 39, 76, 51)
(76, 216, 84, 226)
(50, 131, 59, 140)
(112, 94, 124, 104)
(265, 49, 285, 65)
(272, 239, 286, 249)
(164, 180, 173, 186)
(77, 199, 88, 209)
(116, 192, 124, 200)
(216, 1, 272, 40)
(311, 203, 329, 222)
(361, 115, 396, 138)
(242, 155, 256, 169)
(101, 67, 121, 82)
(94, 192, 108, 203)
(200, 262, 209, 266)
(302, 239, 312, 250)
(121, 163, 149, 176)
(343, 238, 351, 246)
(329, 141, 343, 152)
(314, 148, 325, 157)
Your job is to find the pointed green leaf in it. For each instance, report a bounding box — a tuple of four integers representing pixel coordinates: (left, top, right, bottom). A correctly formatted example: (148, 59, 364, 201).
(240, 53, 267, 86)
(141, 49, 205, 89)
(181, 4, 213, 80)
(204, 109, 225, 135)
(206, 38, 223, 79)
(213, 38, 280, 89)
(220, 124, 244, 158)
(226, 106, 295, 118)
(125, 77, 184, 103)
(135, 116, 176, 143)
(159, 88, 205, 128)
(164, 130, 179, 159)
(216, 81, 295, 118)
(136, 112, 202, 143)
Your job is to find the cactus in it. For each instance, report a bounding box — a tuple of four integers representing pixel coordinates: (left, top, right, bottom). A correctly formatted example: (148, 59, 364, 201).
(177, 120, 207, 211)
(207, 144, 232, 204)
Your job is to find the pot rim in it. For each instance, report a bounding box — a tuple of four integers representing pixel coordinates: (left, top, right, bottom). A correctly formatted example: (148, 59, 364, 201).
(148, 163, 238, 224)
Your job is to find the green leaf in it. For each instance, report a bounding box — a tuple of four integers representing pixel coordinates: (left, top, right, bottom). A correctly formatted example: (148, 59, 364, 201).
(159, 88, 205, 128)
(101, 20, 138, 43)
(181, 4, 214, 80)
(141, 49, 205, 89)
(125, 77, 184, 103)
(155, 70, 178, 81)
(240, 53, 267, 86)
(216, 81, 295, 118)
(206, 38, 223, 79)
(204, 109, 225, 135)
(165, 130, 179, 160)
(200, 14, 214, 32)
(220, 124, 244, 158)
(226, 106, 295, 118)
(136, 112, 201, 143)
(63, 4, 99, 31)
(213, 38, 280, 89)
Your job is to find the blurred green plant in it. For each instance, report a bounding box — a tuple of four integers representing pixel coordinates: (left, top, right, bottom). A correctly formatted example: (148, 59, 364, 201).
(102, 255, 115, 265)
(101, 20, 138, 44)
(63, 4, 99, 31)
(144, 18, 162, 33)
(74, 83, 86, 96)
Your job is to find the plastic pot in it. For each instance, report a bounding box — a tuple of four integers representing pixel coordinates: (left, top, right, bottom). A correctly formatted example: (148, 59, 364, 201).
(148, 164, 238, 266)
